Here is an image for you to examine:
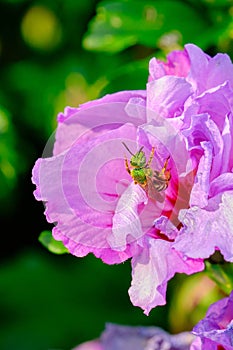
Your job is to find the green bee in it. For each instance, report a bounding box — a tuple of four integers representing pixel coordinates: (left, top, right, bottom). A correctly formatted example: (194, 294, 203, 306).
(122, 142, 171, 202)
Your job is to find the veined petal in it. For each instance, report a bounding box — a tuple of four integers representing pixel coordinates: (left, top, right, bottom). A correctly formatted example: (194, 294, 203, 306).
(154, 216, 179, 240)
(109, 183, 147, 251)
(185, 43, 210, 94)
(147, 76, 192, 118)
(54, 93, 146, 155)
(148, 49, 190, 81)
(101, 323, 195, 350)
(32, 123, 139, 263)
(194, 81, 233, 132)
(174, 191, 233, 262)
(182, 113, 224, 180)
(209, 173, 233, 197)
(129, 238, 204, 315)
(190, 141, 213, 208)
(192, 291, 233, 349)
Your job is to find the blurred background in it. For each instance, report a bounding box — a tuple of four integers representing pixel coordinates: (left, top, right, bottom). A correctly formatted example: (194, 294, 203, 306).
(0, 0, 232, 349)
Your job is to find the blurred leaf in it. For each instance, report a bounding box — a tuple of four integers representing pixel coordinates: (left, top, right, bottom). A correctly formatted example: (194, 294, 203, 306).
(0, 249, 168, 350)
(205, 260, 233, 295)
(1, 0, 27, 3)
(83, 0, 208, 53)
(201, 0, 233, 6)
(5, 54, 113, 138)
(0, 105, 24, 206)
(168, 272, 223, 333)
(101, 57, 149, 94)
(38, 230, 69, 254)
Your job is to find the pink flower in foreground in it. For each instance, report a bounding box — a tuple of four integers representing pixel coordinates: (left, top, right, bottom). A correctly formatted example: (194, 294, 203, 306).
(190, 290, 233, 350)
(73, 323, 195, 350)
(32, 43, 233, 314)
(72, 340, 102, 350)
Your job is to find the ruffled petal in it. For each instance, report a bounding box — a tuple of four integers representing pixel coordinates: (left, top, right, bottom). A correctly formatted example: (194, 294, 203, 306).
(189, 141, 213, 208)
(154, 215, 179, 240)
(129, 237, 204, 315)
(54, 92, 146, 155)
(147, 76, 192, 118)
(192, 291, 233, 349)
(57, 90, 147, 123)
(206, 52, 233, 90)
(185, 43, 210, 94)
(32, 123, 140, 263)
(209, 173, 233, 197)
(174, 191, 233, 262)
(182, 113, 224, 180)
(148, 48, 190, 81)
(194, 82, 233, 132)
(184, 44, 233, 92)
(109, 183, 147, 251)
(101, 323, 195, 350)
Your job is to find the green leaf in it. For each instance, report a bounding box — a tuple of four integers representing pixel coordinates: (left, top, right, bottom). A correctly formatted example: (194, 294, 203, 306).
(205, 260, 233, 295)
(101, 57, 149, 94)
(0, 105, 24, 207)
(83, 0, 208, 53)
(38, 231, 69, 255)
(201, 0, 233, 6)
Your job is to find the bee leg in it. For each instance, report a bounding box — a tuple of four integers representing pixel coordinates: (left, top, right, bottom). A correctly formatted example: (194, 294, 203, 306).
(161, 156, 170, 174)
(147, 147, 155, 167)
(161, 156, 171, 186)
(124, 156, 131, 175)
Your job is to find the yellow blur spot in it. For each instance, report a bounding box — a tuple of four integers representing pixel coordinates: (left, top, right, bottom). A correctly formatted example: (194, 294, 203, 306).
(1, 160, 16, 180)
(54, 73, 108, 123)
(158, 31, 183, 54)
(143, 5, 157, 23)
(110, 16, 122, 28)
(0, 108, 9, 133)
(21, 6, 62, 51)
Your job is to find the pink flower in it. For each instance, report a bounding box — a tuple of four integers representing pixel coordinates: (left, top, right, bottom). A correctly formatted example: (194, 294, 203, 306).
(168, 46, 233, 262)
(190, 290, 233, 350)
(73, 323, 195, 350)
(32, 44, 233, 314)
(72, 340, 102, 350)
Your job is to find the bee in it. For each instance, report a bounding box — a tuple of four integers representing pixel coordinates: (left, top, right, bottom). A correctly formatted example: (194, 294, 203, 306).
(122, 142, 171, 202)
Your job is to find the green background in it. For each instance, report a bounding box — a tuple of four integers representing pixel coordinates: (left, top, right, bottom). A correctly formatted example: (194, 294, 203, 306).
(0, 0, 232, 349)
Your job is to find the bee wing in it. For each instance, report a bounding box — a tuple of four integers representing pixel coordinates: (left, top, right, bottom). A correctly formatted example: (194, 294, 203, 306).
(146, 175, 165, 203)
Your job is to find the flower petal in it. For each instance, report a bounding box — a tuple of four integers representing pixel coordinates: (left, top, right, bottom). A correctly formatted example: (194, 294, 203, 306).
(154, 215, 179, 240)
(148, 48, 190, 80)
(147, 76, 192, 118)
(109, 183, 147, 251)
(189, 141, 213, 208)
(72, 340, 102, 350)
(101, 323, 195, 350)
(32, 123, 140, 263)
(174, 191, 233, 262)
(182, 113, 224, 180)
(54, 93, 146, 155)
(192, 291, 233, 349)
(185, 43, 210, 93)
(129, 237, 204, 315)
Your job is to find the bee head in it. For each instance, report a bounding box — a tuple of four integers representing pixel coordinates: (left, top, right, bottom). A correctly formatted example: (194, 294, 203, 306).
(130, 147, 146, 167)
(122, 142, 146, 168)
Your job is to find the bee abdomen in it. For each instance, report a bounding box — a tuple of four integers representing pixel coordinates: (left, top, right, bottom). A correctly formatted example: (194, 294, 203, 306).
(152, 170, 169, 192)
(131, 168, 147, 185)
(153, 181, 168, 192)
